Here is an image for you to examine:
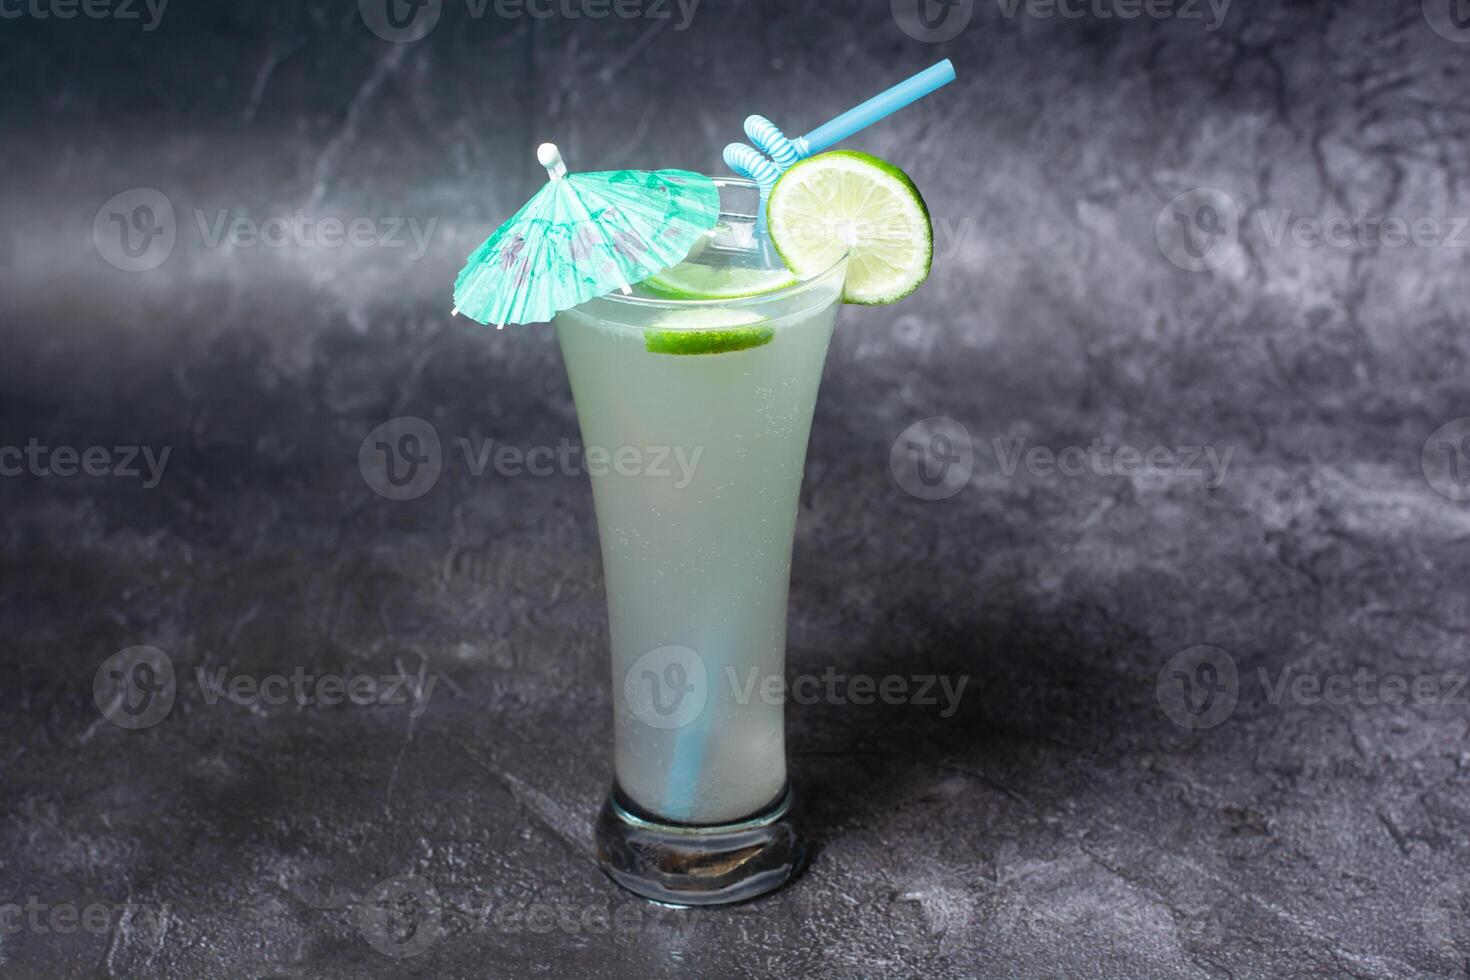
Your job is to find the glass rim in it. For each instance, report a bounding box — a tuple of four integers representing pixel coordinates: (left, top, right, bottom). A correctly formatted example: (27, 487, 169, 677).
(590, 175, 850, 311)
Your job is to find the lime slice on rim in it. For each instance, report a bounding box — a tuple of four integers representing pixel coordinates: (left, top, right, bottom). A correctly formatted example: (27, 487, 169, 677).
(644, 309, 775, 356)
(639, 262, 797, 301)
(766, 150, 933, 305)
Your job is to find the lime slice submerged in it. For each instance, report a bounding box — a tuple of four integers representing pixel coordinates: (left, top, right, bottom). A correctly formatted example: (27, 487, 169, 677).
(644, 309, 774, 356)
(766, 150, 933, 305)
(639, 261, 796, 301)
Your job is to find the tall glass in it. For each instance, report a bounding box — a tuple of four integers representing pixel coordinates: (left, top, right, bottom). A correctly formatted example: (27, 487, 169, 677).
(553, 178, 847, 905)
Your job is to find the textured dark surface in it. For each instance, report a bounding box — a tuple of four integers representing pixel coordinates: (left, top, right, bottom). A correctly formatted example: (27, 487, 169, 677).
(4, 1, 1470, 976)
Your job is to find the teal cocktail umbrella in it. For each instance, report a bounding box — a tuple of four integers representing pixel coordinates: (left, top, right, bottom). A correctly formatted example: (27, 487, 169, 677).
(452, 144, 721, 329)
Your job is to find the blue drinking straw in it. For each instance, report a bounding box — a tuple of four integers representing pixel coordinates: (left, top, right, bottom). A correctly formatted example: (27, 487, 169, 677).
(723, 59, 957, 192)
(660, 61, 959, 822)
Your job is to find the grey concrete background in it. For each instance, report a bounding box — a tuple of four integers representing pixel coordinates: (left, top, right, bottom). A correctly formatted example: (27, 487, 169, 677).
(4, 0, 1470, 976)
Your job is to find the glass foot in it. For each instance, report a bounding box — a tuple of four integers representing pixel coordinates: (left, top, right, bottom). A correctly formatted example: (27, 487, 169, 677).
(595, 783, 805, 907)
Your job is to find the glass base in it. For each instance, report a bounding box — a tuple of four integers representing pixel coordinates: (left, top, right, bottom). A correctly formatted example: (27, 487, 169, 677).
(595, 783, 805, 907)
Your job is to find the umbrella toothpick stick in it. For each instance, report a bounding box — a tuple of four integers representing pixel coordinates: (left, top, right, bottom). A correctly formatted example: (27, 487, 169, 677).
(449, 143, 721, 328)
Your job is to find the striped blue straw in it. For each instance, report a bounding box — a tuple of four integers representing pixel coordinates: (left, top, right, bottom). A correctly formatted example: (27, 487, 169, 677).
(724, 59, 957, 193)
(659, 61, 958, 820)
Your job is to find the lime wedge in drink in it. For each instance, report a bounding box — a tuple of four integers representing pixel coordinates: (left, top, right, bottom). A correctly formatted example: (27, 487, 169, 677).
(644, 309, 775, 356)
(766, 150, 933, 305)
(639, 262, 797, 301)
